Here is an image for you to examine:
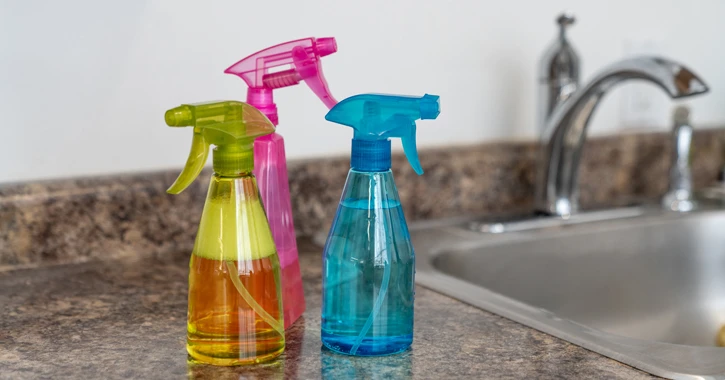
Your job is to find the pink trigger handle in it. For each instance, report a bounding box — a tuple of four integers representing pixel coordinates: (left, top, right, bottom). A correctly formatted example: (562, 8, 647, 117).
(291, 46, 337, 109)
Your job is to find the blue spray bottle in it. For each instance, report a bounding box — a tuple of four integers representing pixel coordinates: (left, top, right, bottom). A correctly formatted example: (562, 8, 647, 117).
(321, 93, 441, 356)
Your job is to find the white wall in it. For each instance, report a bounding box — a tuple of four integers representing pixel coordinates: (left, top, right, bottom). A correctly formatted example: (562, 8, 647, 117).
(2, 0, 724, 182)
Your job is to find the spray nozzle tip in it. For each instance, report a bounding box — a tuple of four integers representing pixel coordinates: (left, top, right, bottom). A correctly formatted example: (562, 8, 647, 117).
(316, 37, 337, 57)
(419, 94, 441, 120)
(165, 106, 192, 126)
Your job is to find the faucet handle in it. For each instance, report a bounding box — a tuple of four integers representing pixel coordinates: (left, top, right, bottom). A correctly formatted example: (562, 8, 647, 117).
(556, 12, 576, 40)
(538, 11, 581, 136)
(557, 12, 576, 28)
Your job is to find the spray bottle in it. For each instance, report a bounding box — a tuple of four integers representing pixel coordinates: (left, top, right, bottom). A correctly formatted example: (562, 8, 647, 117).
(165, 101, 284, 365)
(225, 37, 338, 328)
(320, 93, 441, 356)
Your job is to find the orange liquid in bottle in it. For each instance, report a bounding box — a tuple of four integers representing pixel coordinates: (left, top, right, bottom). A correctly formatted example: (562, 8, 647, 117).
(187, 254, 285, 365)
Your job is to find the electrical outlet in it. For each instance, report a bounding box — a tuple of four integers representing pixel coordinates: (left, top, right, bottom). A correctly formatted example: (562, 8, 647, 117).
(620, 39, 669, 129)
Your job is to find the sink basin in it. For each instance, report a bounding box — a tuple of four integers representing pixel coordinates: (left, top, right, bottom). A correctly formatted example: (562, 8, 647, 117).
(413, 206, 725, 379)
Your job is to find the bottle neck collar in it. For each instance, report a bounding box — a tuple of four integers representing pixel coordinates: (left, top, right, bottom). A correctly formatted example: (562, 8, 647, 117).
(247, 88, 279, 126)
(351, 139, 391, 172)
(213, 144, 254, 176)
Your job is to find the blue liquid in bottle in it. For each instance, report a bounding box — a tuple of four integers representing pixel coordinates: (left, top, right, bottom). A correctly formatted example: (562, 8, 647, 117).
(321, 169, 415, 356)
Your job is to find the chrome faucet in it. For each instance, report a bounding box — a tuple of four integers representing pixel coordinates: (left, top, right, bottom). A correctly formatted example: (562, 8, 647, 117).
(662, 106, 697, 212)
(535, 57, 709, 216)
(538, 12, 580, 136)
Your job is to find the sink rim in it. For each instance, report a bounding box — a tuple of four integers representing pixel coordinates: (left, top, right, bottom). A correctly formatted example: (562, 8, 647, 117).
(413, 206, 725, 379)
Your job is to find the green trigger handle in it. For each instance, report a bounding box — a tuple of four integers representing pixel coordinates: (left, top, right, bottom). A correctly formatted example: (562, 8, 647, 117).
(167, 131, 209, 194)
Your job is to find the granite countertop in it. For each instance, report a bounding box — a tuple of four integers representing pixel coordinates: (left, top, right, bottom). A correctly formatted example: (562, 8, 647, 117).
(5, 129, 725, 379)
(0, 239, 655, 380)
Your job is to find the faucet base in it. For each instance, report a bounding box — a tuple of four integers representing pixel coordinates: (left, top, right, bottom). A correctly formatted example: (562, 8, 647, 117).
(536, 197, 578, 217)
(662, 190, 697, 212)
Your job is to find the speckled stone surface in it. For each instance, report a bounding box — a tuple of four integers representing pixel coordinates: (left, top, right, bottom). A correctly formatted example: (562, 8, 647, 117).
(0, 171, 207, 266)
(0, 240, 656, 380)
(2, 129, 724, 266)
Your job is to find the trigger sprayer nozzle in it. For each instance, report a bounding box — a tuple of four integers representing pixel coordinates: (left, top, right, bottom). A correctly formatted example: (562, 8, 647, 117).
(325, 93, 441, 175)
(315, 37, 337, 57)
(165, 106, 193, 126)
(419, 94, 441, 119)
(224, 37, 339, 125)
(163, 101, 276, 194)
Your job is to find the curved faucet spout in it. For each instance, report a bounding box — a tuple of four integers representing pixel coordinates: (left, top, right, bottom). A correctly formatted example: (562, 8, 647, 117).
(536, 56, 709, 216)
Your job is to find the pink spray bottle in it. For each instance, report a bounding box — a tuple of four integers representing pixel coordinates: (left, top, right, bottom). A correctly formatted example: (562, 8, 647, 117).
(225, 37, 338, 328)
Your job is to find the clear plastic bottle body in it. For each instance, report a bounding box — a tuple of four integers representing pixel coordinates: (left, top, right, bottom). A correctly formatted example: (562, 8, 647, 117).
(254, 132, 305, 329)
(321, 169, 415, 356)
(187, 173, 285, 365)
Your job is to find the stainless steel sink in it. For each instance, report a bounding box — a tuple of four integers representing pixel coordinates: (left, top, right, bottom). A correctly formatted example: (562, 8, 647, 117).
(413, 206, 725, 379)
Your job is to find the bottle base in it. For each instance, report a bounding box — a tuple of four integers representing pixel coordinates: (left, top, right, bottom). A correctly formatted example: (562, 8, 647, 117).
(321, 332, 412, 356)
(186, 344, 284, 366)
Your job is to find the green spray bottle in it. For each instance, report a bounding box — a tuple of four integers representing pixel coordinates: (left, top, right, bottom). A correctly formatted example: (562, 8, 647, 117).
(164, 101, 284, 365)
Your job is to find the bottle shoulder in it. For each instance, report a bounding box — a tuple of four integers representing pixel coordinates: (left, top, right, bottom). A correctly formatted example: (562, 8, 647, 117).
(193, 174, 277, 261)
